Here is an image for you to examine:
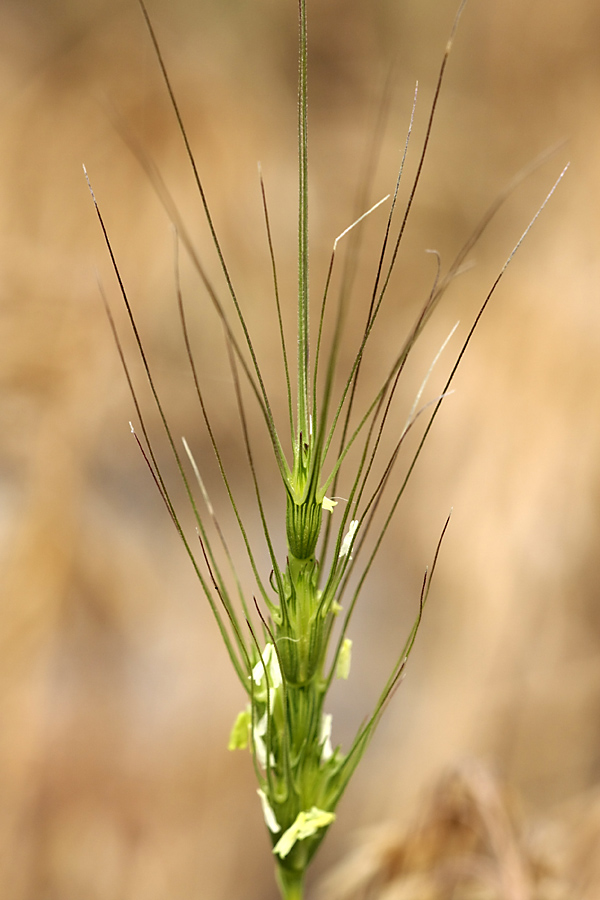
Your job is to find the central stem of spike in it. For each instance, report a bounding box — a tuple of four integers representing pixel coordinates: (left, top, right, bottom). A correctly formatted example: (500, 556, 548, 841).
(277, 864, 305, 900)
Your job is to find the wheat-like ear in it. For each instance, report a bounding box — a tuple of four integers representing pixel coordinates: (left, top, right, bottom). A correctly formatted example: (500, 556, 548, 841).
(86, 1, 567, 897)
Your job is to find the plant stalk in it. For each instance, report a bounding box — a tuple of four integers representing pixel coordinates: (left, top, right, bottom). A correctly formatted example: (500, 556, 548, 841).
(277, 865, 305, 900)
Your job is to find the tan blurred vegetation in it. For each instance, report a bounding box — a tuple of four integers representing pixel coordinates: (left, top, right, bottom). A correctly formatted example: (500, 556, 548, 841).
(0, 0, 599, 898)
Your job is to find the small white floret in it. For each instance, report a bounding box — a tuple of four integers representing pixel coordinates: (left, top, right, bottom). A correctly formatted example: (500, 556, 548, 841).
(228, 707, 251, 750)
(272, 807, 335, 858)
(253, 712, 268, 769)
(319, 713, 333, 763)
(336, 638, 352, 680)
(252, 643, 282, 691)
(339, 519, 359, 559)
(257, 788, 281, 833)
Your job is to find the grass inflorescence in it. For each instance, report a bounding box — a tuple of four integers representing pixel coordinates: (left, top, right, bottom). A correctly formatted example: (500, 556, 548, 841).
(86, 1, 566, 897)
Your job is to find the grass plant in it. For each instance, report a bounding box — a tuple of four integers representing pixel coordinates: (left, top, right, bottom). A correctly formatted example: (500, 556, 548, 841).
(85, 1, 566, 897)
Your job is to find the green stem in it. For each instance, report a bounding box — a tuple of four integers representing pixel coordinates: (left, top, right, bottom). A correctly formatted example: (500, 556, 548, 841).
(277, 865, 305, 900)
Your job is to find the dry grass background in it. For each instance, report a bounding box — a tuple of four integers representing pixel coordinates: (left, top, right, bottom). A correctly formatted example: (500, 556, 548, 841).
(0, 1, 599, 898)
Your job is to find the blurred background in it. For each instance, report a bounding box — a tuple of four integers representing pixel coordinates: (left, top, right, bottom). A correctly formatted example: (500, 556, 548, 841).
(0, 0, 599, 897)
